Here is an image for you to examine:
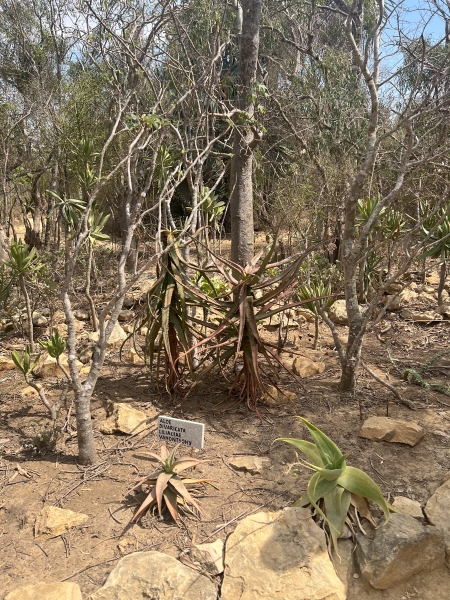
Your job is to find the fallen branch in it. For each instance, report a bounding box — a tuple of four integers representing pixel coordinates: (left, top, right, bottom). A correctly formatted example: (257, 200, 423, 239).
(361, 359, 417, 414)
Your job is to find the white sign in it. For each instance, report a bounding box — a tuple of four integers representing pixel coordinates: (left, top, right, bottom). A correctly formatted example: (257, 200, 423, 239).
(157, 415, 205, 449)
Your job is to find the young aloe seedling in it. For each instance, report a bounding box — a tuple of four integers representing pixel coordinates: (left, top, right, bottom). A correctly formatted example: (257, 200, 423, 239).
(277, 417, 395, 551)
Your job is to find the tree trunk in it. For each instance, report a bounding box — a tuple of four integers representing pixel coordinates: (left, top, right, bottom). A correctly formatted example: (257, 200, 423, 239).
(230, 0, 262, 266)
(438, 255, 446, 307)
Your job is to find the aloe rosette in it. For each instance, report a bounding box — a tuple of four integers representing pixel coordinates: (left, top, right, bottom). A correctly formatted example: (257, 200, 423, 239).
(277, 417, 394, 550)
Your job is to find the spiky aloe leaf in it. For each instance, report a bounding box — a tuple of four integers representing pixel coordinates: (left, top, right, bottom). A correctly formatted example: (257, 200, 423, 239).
(163, 486, 179, 521)
(155, 472, 173, 517)
(132, 485, 157, 522)
(169, 476, 203, 514)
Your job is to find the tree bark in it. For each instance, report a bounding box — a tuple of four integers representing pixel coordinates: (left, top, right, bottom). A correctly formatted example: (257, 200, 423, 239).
(230, 0, 262, 266)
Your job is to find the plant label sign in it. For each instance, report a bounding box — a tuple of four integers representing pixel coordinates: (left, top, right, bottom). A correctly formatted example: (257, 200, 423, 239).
(157, 415, 205, 449)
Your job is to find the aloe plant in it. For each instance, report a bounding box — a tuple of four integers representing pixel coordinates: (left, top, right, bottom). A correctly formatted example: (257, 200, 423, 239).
(4, 239, 43, 352)
(420, 213, 450, 306)
(277, 418, 394, 552)
(11, 340, 69, 422)
(131, 443, 216, 523)
(297, 281, 335, 349)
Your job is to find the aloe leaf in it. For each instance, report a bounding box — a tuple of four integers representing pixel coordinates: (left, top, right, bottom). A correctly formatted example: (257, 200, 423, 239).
(305, 463, 344, 481)
(337, 466, 391, 523)
(155, 472, 173, 517)
(132, 485, 157, 522)
(307, 471, 339, 505)
(275, 438, 324, 467)
(163, 486, 179, 522)
(323, 486, 351, 551)
(11, 350, 25, 373)
(169, 477, 203, 513)
(298, 417, 343, 466)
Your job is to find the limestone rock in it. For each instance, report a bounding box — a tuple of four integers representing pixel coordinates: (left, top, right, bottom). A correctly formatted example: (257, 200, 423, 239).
(331, 539, 354, 595)
(52, 310, 66, 324)
(294, 307, 315, 322)
(260, 385, 296, 406)
(392, 496, 424, 521)
(191, 539, 224, 575)
(384, 294, 402, 310)
(0, 355, 16, 371)
(426, 272, 440, 285)
(123, 324, 134, 333)
(292, 356, 326, 378)
(74, 309, 90, 321)
(35, 506, 89, 540)
(385, 282, 403, 295)
(355, 513, 445, 589)
(99, 403, 147, 435)
(21, 385, 39, 398)
(5, 582, 82, 600)
(33, 354, 83, 379)
(425, 478, 450, 565)
(128, 348, 143, 364)
(89, 551, 217, 600)
(229, 455, 271, 475)
(402, 308, 443, 323)
(438, 303, 450, 319)
(89, 321, 127, 349)
(32, 311, 48, 326)
(399, 288, 418, 305)
(359, 416, 424, 446)
(221, 507, 346, 600)
(52, 320, 84, 337)
(118, 310, 135, 322)
(327, 299, 348, 325)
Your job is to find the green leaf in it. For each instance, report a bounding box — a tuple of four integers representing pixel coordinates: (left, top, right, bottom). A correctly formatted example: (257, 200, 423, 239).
(337, 466, 390, 523)
(323, 486, 351, 551)
(275, 438, 324, 467)
(298, 417, 343, 466)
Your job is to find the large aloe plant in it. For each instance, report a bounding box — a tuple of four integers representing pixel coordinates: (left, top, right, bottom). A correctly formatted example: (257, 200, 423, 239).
(277, 417, 394, 551)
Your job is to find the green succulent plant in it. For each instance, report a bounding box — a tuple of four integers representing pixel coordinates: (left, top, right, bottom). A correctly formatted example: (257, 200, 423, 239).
(131, 443, 216, 523)
(277, 417, 394, 551)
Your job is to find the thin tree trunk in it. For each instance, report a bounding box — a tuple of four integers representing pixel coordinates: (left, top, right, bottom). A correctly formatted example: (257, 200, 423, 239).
(438, 255, 446, 307)
(230, 0, 262, 266)
(86, 239, 98, 332)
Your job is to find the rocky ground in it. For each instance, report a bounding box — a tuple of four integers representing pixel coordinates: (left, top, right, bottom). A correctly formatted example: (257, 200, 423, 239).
(0, 267, 450, 598)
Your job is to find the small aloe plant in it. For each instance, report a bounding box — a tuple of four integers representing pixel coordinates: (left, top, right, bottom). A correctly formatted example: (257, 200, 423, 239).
(131, 443, 217, 523)
(277, 418, 394, 551)
(12, 332, 71, 422)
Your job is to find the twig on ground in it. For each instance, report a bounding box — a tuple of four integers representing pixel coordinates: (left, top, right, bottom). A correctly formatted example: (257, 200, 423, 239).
(361, 359, 417, 414)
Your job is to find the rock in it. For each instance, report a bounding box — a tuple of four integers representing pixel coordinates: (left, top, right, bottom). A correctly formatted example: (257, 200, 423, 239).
(52, 320, 84, 337)
(128, 348, 143, 364)
(123, 324, 134, 333)
(52, 310, 66, 324)
(355, 513, 445, 589)
(191, 539, 224, 575)
(399, 288, 418, 305)
(0, 355, 16, 371)
(117, 537, 138, 555)
(292, 356, 326, 378)
(294, 307, 315, 322)
(89, 551, 216, 600)
(384, 295, 402, 310)
(33, 353, 83, 379)
(327, 299, 348, 325)
(21, 385, 39, 398)
(402, 308, 443, 323)
(35, 506, 89, 540)
(99, 403, 147, 435)
(2, 322, 14, 333)
(426, 272, 440, 285)
(385, 282, 403, 295)
(425, 478, 450, 565)
(392, 497, 424, 521)
(139, 326, 148, 336)
(260, 385, 296, 406)
(118, 310, 135, 322)
(74, 309, 90, 321)
(89, 321, 127, 349)
(438, 303, 450, 319)
(331, 539, 354, 595)
(39, 307, 51, 317)
(359, 416, 424, 446)
(229, 455, 271, 475)
(32, 311, 48, 326)
(221, 507, 346, 600)
(5, 582, 82, 600)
